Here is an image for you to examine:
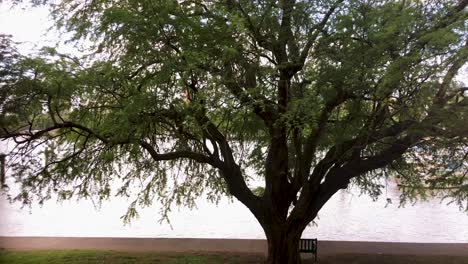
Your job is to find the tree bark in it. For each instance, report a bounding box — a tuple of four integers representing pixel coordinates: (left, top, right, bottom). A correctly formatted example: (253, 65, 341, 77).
(263, 221, 304, 264)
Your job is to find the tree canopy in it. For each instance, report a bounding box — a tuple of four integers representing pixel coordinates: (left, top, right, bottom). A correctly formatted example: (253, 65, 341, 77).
(1, 0, 467, 263)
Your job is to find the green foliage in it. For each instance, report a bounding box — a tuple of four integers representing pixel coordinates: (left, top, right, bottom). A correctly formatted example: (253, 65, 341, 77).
(251, 186, 265, 197)
(0, 0, 467, 228)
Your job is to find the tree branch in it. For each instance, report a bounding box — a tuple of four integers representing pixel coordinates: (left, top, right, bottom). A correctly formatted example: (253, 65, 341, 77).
(299, 0, 345, 65)
(139, 140, 216, 165)
(223, 62, 278, 131)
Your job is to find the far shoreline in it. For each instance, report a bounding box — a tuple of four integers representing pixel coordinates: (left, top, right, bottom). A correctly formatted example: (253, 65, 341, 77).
(1, 236, 467, 257)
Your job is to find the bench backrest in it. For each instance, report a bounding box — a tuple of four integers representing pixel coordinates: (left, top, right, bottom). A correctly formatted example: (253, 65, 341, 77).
(299, 238, 317, 253)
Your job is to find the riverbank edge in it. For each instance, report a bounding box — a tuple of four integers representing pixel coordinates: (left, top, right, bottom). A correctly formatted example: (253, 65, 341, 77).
(1, 236, 467, 257)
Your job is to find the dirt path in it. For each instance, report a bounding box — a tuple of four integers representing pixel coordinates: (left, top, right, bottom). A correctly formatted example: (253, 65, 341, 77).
(1, 237, 467, 257)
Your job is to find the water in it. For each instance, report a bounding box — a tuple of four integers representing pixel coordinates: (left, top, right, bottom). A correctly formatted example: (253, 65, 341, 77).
(0, 138, 466, 242)
(1, 182, 467, 242)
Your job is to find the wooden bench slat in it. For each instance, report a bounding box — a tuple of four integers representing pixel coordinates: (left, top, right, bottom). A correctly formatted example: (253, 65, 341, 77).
(299, 238, 317, 263)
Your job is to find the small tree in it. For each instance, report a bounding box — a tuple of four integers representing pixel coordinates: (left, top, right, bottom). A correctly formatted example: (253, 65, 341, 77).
(1, 1, 467, 263)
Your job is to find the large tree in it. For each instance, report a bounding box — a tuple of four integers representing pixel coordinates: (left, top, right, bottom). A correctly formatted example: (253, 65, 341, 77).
(1, 0, 467, 263)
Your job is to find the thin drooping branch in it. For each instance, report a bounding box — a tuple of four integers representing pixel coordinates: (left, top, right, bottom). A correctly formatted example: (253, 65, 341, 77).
(184, 78, 262, 214)
(1, 122, 108, 144)
(299, 0, 345, 65)
(293, 0, 467, 198)
(398, 184, 468, 190)
(142, 21, 262, 212)
(433, 40, 468, 106)
(292, 91, 348, 192)
(223, 62, 279, 131)
(316, 47, 467, 197)
(233, 1, 277, 54)
(1, 119, 217, 168)
(139, 141, 216, 165)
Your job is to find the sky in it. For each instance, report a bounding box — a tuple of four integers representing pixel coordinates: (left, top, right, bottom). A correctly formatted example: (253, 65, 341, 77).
(0, 3, 54, 55)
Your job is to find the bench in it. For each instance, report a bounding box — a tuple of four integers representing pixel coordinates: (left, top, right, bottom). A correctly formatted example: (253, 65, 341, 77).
(299, 238, 317, 262)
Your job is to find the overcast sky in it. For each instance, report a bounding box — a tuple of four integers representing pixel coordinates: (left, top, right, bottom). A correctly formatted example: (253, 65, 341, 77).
(0, 3, 54, 54)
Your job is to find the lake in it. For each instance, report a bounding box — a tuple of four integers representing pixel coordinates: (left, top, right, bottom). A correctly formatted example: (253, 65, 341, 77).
(1, 180, 467, 242)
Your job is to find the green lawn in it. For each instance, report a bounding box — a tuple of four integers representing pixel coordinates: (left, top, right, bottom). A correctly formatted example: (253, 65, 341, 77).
(0, 250, 261, 264)
(1, 250, 468, 264)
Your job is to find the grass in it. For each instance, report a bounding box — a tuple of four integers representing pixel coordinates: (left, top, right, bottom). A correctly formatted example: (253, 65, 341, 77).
(0, 250, 260, 264)
(1, 250, 468, 264)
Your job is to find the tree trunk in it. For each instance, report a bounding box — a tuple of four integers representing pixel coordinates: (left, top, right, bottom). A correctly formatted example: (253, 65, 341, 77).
(264, 225, 302, 264)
